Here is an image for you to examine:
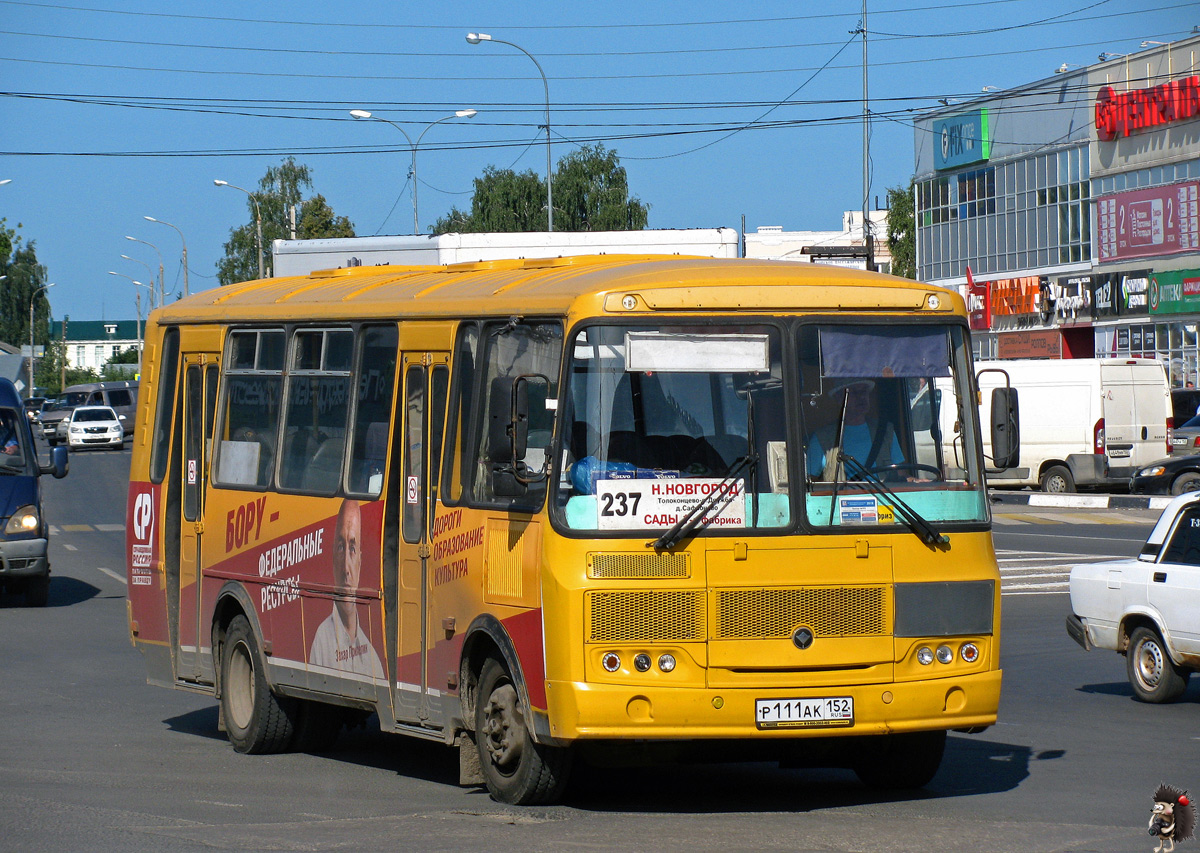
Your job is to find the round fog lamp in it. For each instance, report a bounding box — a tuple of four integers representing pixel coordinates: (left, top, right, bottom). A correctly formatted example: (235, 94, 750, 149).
(960, 642, 980, 663)
(936, 645, 954, 664)
(658, 654, 677, 673)
(601, 652, 621, 673)
(634, 653, 652, 672)
(916, 647, 934, 665)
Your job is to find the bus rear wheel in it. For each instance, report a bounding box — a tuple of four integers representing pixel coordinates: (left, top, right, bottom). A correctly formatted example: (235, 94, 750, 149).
(220, 615, 297, 754)
(475, 658, 571, 805)
(852, 729, 946, 790)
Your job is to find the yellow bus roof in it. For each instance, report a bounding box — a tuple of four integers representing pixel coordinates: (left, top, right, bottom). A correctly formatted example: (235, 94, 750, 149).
(150, 254, 962, 324)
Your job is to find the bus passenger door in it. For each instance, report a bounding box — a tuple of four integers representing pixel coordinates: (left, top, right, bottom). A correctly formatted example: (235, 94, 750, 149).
(176, 355, 219, 682)
(389, 352, 449, 725)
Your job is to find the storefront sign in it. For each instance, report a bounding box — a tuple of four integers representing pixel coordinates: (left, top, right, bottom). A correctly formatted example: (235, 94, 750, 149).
(989, 275, 1041, 318)
(1042, 274, 1092, 323)
(997, 330, 1061, 359)
(1095, 75, 1200, 142)
(1090, 274, 1120, 319)
(966, 268, 990, 330)
(1097, 182, 1200, 262)
(1150, 268, 1200, 315)
(934, 108, 991, 171)
(1121, 272, 1151, 315)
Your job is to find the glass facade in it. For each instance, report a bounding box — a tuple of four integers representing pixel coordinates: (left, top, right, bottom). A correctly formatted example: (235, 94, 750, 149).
(917, 146, 1090, 281)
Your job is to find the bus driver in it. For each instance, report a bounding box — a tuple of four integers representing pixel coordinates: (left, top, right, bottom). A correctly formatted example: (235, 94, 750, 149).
(806, 379, 903, 480)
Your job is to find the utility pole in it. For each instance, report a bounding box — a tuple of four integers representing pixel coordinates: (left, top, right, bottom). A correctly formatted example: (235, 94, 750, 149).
(861, 0, 874, 272)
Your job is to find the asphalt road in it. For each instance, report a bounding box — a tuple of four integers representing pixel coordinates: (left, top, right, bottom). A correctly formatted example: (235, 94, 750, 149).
(2, 449, 1197, 853)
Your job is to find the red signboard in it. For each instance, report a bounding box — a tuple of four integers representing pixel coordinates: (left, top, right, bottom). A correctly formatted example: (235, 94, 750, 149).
(989, 276, 1041, 317)
(1095, 75, 1200, 141)
(966, 267, 991, 330)
(1097, 182, 1200, 262)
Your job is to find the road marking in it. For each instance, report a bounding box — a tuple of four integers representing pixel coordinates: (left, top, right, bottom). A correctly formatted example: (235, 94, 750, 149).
(96, 566, 126, 585)
(60, 524, 92, 532)
(94, 523, 125, 532)
(63, 543, 77, 551)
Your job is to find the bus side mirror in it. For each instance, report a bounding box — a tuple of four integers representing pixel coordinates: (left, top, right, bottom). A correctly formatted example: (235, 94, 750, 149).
(488, 376, 529, 464)
(40, 445, 68, 479)
(990, 387, 1020, 470)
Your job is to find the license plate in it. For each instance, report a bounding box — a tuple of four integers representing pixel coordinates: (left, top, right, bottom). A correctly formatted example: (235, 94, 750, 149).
(755, 696, 853, 729)
(1108, 448, 1131, 458)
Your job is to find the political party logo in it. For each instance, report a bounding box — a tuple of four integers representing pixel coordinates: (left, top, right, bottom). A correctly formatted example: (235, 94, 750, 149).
(131, 490, 155, 579)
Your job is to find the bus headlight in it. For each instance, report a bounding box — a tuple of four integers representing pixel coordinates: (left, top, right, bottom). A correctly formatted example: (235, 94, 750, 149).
(601, 652, 621, 672)
(633, 653, 651, 672)
(936, 645, 954, 664)
(960, 642, 980, 663)
(658, 654, 676, 673)
(916, 647, 934, 665)
(5, 505, 39, 535)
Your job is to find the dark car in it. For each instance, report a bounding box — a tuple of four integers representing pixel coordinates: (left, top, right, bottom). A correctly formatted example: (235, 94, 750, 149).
(0, 378, 68, 606)
(1172, 388, 1200, 427)
(1130, 454, 1200, 496)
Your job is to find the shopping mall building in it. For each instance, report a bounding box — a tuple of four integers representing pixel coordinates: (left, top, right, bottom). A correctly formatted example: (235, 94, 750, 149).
(913, 36, 1200, 386)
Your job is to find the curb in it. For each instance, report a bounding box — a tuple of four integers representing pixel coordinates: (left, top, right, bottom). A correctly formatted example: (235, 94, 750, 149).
(988, 490, 1174, 511)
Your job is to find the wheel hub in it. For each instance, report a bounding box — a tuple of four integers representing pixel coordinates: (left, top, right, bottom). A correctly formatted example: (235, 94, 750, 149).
(482, 683, 524, 771)
(1137, 641, 1164, 687)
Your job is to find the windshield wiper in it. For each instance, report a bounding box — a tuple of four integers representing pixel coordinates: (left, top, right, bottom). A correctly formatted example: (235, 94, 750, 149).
(836, 453, 949, 549)
(649, 454, 756, 551)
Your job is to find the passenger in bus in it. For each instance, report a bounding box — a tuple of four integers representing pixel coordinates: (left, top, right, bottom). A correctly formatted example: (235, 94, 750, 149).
(0, 410, 20, 456)
(309, 499, 384, 679)
(806, 379, 904, 480)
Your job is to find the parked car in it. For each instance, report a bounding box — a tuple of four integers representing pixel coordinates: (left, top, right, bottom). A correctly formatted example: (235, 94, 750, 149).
(0, 378, 68, 607)
(60, 405, 124, 451)
(1170, 412, 1200, 455)
(1067, 491, 1200, 702)
(1130, 454, 1200, 496)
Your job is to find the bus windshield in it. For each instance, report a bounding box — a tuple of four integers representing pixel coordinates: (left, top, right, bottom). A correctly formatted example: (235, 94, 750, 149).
(555, 320, 987, 535)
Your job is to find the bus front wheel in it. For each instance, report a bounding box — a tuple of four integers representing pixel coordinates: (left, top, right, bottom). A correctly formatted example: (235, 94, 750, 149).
(852, 729, 946, 790)
(220, 615, 297, 754)
(475, 658, 572, 805)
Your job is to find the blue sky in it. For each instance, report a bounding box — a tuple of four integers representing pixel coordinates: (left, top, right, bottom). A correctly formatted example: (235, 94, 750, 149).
(0, 0, 1193, 321)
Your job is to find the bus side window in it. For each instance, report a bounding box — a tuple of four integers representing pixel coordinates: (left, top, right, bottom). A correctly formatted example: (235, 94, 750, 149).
(278, 329, 354, 496)
(440, 324, 479, 506)
(347, 326, 398, 498)
(213, 329, 284, 490)
(470, 320, 563, 507)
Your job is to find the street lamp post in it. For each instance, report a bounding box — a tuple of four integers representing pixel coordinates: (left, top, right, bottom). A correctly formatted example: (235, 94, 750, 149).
(29, 282, 54, 397)
(119, 255, 156, 309)
(144, 216, 189, 297)
(125, 235, 164, 307)
(350, 108, 477, 235)
(214, 180, 264, 278)
(466, 32, 553, 231)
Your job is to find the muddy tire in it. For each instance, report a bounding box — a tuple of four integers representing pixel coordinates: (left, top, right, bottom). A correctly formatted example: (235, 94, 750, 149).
(1126, 626, 1189, 703)
(220, 615, 297, 753)
(475, 658, 571, 805)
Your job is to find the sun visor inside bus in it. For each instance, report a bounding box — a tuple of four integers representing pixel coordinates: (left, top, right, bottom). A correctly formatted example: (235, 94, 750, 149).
(819, 328, 952, 380)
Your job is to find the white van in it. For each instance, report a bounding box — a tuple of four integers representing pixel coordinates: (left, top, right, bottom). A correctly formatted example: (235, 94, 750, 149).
(957, 358, 1171, 492)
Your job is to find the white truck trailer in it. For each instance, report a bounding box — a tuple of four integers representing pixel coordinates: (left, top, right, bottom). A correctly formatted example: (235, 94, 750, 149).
(966, 358, 1172, 492)
(271, 228, 740, 277)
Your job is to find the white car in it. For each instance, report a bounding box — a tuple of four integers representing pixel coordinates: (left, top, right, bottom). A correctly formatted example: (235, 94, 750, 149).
(1067, 492, 1200, 703)
(60, 405, 124, 451)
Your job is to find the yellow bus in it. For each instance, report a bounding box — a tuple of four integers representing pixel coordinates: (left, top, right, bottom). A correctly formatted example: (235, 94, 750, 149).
(125, 255, 1013, 804)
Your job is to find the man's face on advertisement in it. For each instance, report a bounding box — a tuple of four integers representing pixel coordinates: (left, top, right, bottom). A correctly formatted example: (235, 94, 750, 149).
(333, 500, 361, 596)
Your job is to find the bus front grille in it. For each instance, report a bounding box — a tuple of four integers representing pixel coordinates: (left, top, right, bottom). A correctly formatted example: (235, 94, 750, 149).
(715, 586, 890, 640)
(586, 590, 706, 642)
(587, 552, 690, 579)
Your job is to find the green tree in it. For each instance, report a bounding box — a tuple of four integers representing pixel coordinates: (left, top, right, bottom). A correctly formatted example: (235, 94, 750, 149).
(886, 179, 916, 280)
(433, 167, 546, 234)
(217, 158, 356, 285)
(0, 219, 52, 355)
(433, 145, 649, 234)
(35, 339, 96, 396)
